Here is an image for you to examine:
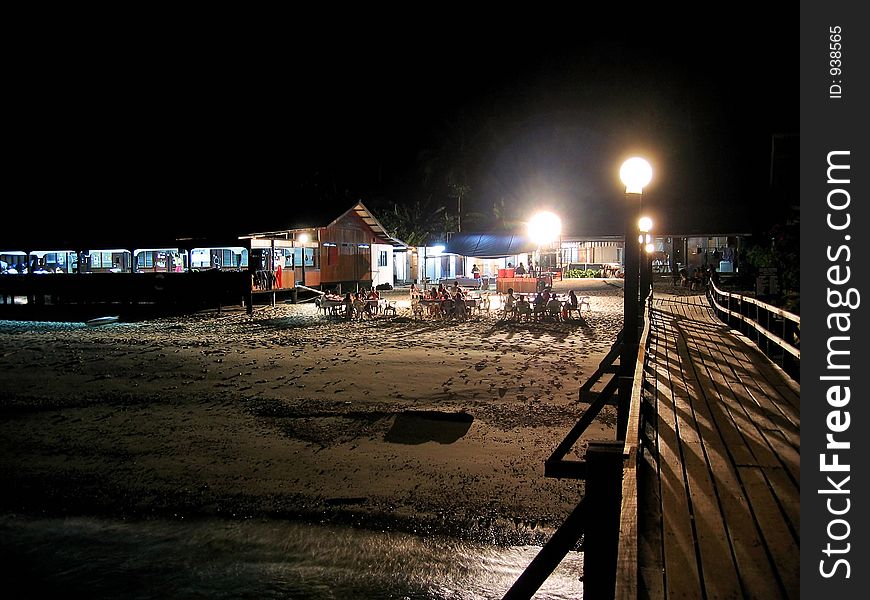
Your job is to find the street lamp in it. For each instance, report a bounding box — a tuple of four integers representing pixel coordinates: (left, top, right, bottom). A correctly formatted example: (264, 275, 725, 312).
(528, 211, 562, 287)
(638, 216, 654, 300)
(618, 156, 652, 440)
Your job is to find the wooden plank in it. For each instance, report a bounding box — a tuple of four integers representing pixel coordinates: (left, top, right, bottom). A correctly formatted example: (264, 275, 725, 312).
(656, 359, 703, 598)
(615, 451, 639, 600)
(637, 426, 665, 599)
(764, 465, 800, 536)
(700, 428, 782, 598)
(681, 439, 743, 596)
(765, 429, 801, 485)
(659, 296, 784, 597)
(677, 334, 758, 468)
(657, 442, 703, 598)
(738, 466, 800, 598)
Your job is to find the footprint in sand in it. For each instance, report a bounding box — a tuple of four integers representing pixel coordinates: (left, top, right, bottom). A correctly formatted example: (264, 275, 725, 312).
(498, 387, 507, 398)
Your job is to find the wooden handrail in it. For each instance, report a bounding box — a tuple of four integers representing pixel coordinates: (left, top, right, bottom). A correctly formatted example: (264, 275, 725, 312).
(614, 293, 652, 600)
(707, 281, 800, 360)
(709, 279, 800, 323)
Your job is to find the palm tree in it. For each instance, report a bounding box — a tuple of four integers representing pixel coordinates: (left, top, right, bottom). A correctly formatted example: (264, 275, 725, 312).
(377, 198, 456, 246)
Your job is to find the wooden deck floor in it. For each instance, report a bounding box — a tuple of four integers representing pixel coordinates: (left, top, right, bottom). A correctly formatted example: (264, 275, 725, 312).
(637, 294, 799, 599)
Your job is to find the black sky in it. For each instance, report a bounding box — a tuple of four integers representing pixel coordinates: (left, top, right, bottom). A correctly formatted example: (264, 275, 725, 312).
(7, 8, 798, 245)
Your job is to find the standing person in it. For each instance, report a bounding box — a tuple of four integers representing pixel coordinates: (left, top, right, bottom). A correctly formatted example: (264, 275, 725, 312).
(515, 262, 526, 276)
(471, 263, 480, 278)
(569, 290, 579, 310)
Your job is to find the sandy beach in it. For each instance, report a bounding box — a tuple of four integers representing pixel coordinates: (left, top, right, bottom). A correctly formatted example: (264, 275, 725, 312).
(1, 279, 629, 545)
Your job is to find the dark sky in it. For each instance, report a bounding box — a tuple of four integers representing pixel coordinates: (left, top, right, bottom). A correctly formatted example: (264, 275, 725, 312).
(7, 8, 798, 246)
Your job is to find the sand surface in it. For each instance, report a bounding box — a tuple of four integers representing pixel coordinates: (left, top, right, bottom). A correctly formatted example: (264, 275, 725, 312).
(0, 279, 627, 544)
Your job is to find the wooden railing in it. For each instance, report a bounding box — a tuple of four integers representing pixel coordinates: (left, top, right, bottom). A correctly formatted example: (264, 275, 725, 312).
(706, 280, 800, 381)
(614, 300, 653, 599)
(504, 292, 652, 599)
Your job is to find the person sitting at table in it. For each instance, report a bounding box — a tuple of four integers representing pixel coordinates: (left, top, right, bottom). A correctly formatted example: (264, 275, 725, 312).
(502, 288, 517, 320)
(532, 292, 545, 321)
(353, 292, 370, 319)
(453, 291, 467, 320)
(343, 292, 354, 320)
(440, 294, 455, 319)
(438, 282, 447, 297)
(515, 262, 526, 276)
(546, 295, 562, 321)
(451, 280, 461, 296)
(409, 280, 420, 298)
(516, 295, 532, 321)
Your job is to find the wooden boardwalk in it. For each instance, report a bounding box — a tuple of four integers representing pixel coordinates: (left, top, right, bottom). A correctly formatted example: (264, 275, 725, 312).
(636, 293, 799, 599)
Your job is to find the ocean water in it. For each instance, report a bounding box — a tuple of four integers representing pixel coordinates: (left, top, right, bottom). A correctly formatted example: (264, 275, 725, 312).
(1, 516, 582, 599)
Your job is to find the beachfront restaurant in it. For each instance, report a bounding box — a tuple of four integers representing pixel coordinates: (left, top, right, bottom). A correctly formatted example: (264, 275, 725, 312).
(417, 232, 626, 292)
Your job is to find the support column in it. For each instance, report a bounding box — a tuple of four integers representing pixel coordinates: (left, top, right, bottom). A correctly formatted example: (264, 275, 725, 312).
(619, 193, 640, 440)
(583, 440, 625, 599)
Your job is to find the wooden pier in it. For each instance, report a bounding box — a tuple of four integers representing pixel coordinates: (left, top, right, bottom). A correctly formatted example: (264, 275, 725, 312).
(625, 293, 799, 598)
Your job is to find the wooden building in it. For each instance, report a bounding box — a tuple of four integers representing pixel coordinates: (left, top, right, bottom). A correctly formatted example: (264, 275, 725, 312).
(243, 201, 405, 291)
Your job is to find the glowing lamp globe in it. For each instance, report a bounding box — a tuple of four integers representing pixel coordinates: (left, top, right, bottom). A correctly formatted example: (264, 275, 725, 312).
(638, 216, 653, 233)
(528, 211, 562, 245)
(620, 157, 653, 194)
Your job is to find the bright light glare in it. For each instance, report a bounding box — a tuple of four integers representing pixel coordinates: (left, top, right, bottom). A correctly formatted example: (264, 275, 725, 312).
(431, 245, 445, 255)
(527, 211, 562, 245)
(638, 216, 653, 232)
(298, 233, 310, 244)
(620, 157, 653, 193)
(645, 243, 656, 254)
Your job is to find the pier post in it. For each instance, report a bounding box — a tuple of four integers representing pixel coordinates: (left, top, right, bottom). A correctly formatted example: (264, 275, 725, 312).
(583, 440, 624, 599)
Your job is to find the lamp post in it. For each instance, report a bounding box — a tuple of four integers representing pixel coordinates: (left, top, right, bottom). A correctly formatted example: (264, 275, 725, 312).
(638, 216, 653, 301)
(618, 157, 652, 440)
(528, 211, 562, 291)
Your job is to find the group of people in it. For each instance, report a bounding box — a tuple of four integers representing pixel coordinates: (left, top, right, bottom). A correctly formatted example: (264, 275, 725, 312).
(410, 280, 475, 320)
(678, 265, 719, 291)
(318, 288, 383, 320)
(506, 261, 540, 278)
(501, 287, 582, 322)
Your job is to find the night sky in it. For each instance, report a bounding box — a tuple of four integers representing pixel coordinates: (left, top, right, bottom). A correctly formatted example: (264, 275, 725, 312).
(7, 8, 798, 246)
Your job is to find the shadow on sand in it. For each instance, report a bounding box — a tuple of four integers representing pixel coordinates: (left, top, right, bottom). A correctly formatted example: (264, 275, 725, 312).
(384, 410, 474, 445)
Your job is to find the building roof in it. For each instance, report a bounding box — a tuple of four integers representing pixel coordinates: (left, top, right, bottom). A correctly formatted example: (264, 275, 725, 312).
(329, 202, 406, 248)
(443, 233, 537, 258)
(243, 201, 407, 248)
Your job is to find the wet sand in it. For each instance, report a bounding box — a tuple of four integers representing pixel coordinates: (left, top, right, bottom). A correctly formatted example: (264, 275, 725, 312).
(0, 279, 626, 544)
